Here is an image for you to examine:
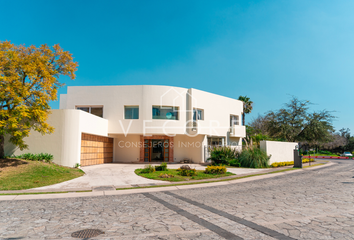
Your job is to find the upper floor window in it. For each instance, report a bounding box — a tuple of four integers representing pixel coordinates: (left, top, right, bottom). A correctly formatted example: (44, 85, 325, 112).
(76, 106, 103, 118)
(230, 115, 239, 126)
(152, 106, 179, 120)
(193, 108, 204, 121)
(125, 106, 139, 119)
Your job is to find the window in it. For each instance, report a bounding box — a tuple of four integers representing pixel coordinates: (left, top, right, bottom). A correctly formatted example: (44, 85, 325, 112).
(193, 108, 204, 121)
(76, 106, 103, 118)
(230, 115, 239, 126)
(152, 106, 179, 120)
(125, 106, 139, 119)
(207, 137, 225, 146)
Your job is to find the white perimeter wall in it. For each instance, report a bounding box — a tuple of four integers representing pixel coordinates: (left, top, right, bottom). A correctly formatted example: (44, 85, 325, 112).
(260, 140, 298, 164)
(5, 109, 108, 167)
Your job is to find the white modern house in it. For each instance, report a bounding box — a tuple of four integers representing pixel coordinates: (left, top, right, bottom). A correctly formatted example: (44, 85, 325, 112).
(5, 85, 246, 167)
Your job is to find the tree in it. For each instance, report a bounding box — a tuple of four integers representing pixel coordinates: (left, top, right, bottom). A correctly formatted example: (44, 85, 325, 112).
(265, 97, 335, 144)
(0, 41, 78, 158)
(249, 114, 269, 135)
(344, 137, 354, 152)
(238, 96, 253, 126)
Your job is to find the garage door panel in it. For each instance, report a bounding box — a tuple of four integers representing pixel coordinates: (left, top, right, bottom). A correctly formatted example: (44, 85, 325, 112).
(80, 133, 113, 167)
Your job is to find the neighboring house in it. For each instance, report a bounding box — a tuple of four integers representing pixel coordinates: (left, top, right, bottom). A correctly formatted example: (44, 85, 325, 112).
(5, 85, 245, 167)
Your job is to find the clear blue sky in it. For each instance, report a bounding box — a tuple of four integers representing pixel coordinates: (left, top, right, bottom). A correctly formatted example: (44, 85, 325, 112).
(1, 0, 353, 133)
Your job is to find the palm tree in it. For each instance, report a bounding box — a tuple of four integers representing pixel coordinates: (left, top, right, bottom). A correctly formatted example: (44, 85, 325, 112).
(238, 96, 253, 126)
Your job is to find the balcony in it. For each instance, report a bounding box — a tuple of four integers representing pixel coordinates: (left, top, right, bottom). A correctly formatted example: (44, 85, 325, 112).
(229, 125, 246, 138)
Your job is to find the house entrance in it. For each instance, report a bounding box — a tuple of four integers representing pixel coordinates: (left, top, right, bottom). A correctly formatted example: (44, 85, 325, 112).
(144, 139, 169, 162)
(140, 136, 174, 162)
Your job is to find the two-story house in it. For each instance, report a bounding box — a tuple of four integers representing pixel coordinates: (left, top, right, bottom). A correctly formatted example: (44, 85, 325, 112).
(5, 85, 245, 167)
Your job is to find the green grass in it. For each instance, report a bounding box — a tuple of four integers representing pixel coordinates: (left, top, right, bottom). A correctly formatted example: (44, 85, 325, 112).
(303, 163, 324, 168)
(135, 169, 235, 182)
(120, 169, 300, 190)
(0, 191, 68, 195)
(303, 153, 339, 157)
(0, 158, 85, 190)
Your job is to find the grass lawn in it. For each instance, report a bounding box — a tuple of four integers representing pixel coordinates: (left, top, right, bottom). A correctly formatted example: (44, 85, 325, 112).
(0, 158, 84, 190)
(135, 169, 235, 182)
(303, 153, 339, 157)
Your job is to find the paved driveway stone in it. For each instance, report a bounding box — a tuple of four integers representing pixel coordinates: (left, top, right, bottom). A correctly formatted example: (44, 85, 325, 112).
(0, 160, 353, 239)
(31, 163, 265, 191)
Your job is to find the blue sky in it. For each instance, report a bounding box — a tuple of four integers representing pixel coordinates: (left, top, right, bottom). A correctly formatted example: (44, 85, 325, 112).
(1, 0, 353, 133)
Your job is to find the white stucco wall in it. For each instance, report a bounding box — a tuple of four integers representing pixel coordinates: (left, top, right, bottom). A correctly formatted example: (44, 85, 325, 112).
(60, 85, 245, 139)
(174, 135, 206, 163)
(111, 134, 141, 163)
(260, 140, 298, 164)
(4, 109, 109, 167)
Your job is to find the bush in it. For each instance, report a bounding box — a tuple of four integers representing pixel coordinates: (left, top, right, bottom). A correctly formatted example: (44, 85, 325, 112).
(204, 166, 227, 174)
(271, 161, 293, 168)
(238, 148, 270, 168)
(319, 150, 332, 155)
(178, 168, 197, 176)
(229, 159, 241, 167)
(302, 158, 315, 163)
(155, 162, 168, 171)
(15, 153, 53, 162)
(208, 147, 238, 165)
(140, 165, 155, 174)
(159, 173, 174, 178)
(271, 158, 315, 167)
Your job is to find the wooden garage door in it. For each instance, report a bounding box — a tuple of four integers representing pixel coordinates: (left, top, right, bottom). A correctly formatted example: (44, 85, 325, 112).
(80, 133, 113, 167)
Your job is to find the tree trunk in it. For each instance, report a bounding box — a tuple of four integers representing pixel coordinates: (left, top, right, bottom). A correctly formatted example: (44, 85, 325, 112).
(242, 113, 245, 126)
(0, 134, 4, 159)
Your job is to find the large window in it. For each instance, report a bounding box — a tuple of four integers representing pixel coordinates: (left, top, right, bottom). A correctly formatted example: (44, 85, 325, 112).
(193, 108, 204, 121)
(230, 115, 239, 126)
(152, 106, 179, 120)
(207, 137, 225, 146)
(76, 106, 103, 118)
(125, 106, 139, 119)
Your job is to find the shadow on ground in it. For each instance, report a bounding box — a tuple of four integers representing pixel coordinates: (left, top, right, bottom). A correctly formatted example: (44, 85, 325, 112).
(0, 158, 28, 169)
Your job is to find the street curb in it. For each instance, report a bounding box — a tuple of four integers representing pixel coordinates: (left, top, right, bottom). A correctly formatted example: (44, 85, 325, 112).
(0, 161, 335, 201)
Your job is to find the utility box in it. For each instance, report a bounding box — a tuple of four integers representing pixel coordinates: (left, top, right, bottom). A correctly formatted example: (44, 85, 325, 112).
(293, 149, 302, 168)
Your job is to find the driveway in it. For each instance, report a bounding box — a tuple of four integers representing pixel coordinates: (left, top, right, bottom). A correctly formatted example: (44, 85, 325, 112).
(32, 163, 265, 191)
(1, 161, 353, 239)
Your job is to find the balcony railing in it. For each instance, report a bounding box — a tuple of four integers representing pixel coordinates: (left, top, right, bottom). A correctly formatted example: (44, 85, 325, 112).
(229, 125, 246, 138)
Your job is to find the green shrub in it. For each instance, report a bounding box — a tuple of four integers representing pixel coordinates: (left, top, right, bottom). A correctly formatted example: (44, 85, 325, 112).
(15, 153, 53, 162)
(140, 165, 155, 173)
(178, 168, 197, 176)
(238, 148, 270, 168)
(204, 166, 227, 174)
(155, 162, 168, 171)
(208, 147, 238, 165)
(229, 159, 241, 167)
(319, 150, 332, 155)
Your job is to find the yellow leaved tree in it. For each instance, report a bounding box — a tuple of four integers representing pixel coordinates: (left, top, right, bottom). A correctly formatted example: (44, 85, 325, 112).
(0, 41, 78, 158)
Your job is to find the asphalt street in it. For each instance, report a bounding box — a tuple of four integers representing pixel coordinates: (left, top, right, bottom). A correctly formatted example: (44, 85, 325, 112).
(0, 160, 353, 239)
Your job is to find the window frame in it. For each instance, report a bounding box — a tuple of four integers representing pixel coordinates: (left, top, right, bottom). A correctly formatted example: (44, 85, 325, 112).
(193, 108, 204, 121)
(124, 105, 139, 120)
(230, 115, 240, 126)
(76, 106, 103, 118)
(152, 105, 179, 120)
